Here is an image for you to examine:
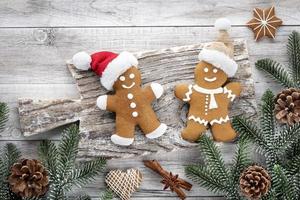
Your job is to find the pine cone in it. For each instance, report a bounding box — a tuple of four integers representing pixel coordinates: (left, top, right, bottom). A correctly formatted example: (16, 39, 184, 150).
(239, 165, 271, 199)
(8, 159, 49, 198)
(275, 88, 300, 125)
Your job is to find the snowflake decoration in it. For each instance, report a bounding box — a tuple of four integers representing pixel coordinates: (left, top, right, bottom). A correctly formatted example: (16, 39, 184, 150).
(247, 6, 282, 41)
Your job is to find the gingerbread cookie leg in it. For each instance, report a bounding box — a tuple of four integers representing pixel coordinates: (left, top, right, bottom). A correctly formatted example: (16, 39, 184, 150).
(138, 111, 167, 139)
(112, 116, 136, 146)
(211, 121, 237, 142)
(182, 120, 207, 142)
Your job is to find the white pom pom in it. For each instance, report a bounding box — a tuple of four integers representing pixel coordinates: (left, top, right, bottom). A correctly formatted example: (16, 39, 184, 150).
(214, 18, 231, 31)
(72, 51, 91, 70)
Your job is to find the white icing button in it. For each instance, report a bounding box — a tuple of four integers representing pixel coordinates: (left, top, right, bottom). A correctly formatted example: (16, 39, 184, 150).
(132, 111, 138, 117)
(130, 102, 136, 108)
(205, 105, 208, 108)
(205, 113, 208, 115)
(127, 93, 133, 99)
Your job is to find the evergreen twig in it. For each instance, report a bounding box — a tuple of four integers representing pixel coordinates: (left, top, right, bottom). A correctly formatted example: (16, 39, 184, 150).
(287, 31, 300, 84)
(99, 189, 114, 200)
(37, 125, 107, 200)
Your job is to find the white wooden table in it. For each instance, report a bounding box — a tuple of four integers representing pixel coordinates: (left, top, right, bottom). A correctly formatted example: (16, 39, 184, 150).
(0, 0, 299, 199)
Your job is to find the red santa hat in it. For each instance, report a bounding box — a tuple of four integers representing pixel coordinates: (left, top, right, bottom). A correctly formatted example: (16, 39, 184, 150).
(71, 51, 138, 90)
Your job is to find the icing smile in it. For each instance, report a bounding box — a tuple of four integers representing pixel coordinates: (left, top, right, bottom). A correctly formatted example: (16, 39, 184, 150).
(204, 77, 217, 82)
(122, 82, 135, 89)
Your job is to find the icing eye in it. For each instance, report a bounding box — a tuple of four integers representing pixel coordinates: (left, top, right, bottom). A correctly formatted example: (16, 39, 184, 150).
(204, 67, 209, 72)
(129, 73, 135, 79)
(213, 69, 218, 73)
(119, 76, 125, 81)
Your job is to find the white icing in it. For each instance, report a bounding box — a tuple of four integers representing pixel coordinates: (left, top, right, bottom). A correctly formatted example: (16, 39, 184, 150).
(119, 76, 125, 81)
(122, 82, 135, 89)
(193, 85, 222, 110)
(210, 115, 230, 125)
(188, 115, 230, 125)
(132, 111, 138, 117)
(111, 134, 134, 146)
(127, 93, 133, 99)
(150, 83, 164, 98)
(129, 73, 135, 79)
(204, 67, 209, 72)
(188, 115, 209, 126)
(223, 87, 236, 101)
(130, 102, 136, 108)
(96, 95, 107, 110)
(146, 123, 167, 139)
(204, 77, 217, 82)
(183, 85, 193, 102)
(213, 68, 218, 73)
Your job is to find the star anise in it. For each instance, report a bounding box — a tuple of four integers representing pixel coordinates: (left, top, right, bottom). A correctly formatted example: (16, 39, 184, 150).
(144, 160, 192, 200)
(247, 6, 282, 41)
(161, 172, 181, 191)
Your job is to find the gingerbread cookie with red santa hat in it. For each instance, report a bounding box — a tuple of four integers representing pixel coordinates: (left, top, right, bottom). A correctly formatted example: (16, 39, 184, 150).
(71, 51, 167, 146)
(175, 18, 242, 142)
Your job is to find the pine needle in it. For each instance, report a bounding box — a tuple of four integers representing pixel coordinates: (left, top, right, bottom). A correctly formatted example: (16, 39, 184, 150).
(273, 165, 295, 199)
(256, 58, 295, 88)
(0, 102, 9, 132)
(287, 31, 300, 85)
(0, 143, 22, 199)
(260, 89, 275, 142)
(99, 189, 114, 200)
(185, 165, 226, 194)
(230, 138, 251, 184)
(197, 135, 230, 183)
(37, 124, 107, 200)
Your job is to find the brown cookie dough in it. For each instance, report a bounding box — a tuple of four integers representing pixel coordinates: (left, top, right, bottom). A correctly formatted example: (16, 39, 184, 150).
(175, 18, 242, 142)
(71, 51, 167, 146)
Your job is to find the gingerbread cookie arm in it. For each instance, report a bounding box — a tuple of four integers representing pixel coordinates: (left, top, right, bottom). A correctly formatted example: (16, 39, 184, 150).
(175, 84, 191, 102)
(143, 83, 164, 102)
(96, 95, 117, 112)
(224, 82, 242, 101)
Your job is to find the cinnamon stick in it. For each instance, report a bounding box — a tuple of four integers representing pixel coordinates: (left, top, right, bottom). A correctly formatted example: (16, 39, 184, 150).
(143, 160, 192, 200)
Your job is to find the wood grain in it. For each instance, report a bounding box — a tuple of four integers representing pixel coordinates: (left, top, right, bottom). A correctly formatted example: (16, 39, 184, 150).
(18, 40, 256, 158)
(0, 0, 298, 198)
(0, 0, 299, 27)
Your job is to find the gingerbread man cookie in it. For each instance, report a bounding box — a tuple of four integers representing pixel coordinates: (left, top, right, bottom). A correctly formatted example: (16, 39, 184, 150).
(71, 51, 167, 146)
(175, 18, 242, 142)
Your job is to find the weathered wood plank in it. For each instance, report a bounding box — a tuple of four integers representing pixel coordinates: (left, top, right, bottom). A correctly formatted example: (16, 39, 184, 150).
(0, 0, 298, 27)
(0, 26, 298, 85)
(18, 40, 256, 158)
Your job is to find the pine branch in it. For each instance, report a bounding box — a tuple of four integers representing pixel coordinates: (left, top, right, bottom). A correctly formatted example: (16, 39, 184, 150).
(230, 138, 251, 184)
(287, 31, 300, 85)
(0, 102, 9, 132)
(232, 116, 269, 152)
(197, 135, 230, 184)
(185, 165, 227, 194)
(0, 143, 22, 200)
(260, 89, 276, 143)
(64, 158, 106, 190)
(99, 189, 114, 200)
(57, 125, 80, 177)
(272, 164, 295, 199)
(38, 125, 107, 200)
(38, 140, 58, 178)
(256, 58, 295, 88)
(274, 123, 300, 157)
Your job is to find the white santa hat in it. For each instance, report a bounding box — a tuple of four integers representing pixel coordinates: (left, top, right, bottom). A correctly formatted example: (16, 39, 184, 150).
(71, 51, 138, 90)
(198, 18, 238, 77)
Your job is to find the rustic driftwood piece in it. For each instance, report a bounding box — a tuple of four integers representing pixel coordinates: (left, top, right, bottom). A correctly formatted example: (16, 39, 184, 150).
(18, 39, 256, 158)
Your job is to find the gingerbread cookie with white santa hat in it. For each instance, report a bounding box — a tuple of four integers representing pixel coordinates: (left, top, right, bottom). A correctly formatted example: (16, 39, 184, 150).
(71, 51, 167, 146)
(175, 18, 242, 142)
